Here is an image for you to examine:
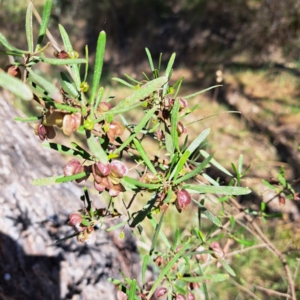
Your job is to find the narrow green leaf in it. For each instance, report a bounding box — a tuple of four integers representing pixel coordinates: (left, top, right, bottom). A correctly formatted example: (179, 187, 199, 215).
(36, 0, 52, 50)
(218, 259, 236, 277)
(121, 176, 161, 190)
(45, 101, 80, 113)
(32, 175, 63, 186)
(94, 86, 104, 110)
(89, 31, 106, 104)
(145, 48, 155, 72)
(42, 142, 92, 160)
(114, 106, 157, 154)
(142, 255, 149, 286)
(185, 128, 210, 157)
(180, 274, 229, 283)
(112, 77, 166, 112)
(128, 279, 137, 300)
(261, 179, 276, 190)
(58, 24, 81, 88)
(0, 33, 28, 54)
(83, 45, 89, 82)
(163, 53, 176, 96)
(14, 116, 41, 122)
(150, 211, 166, 252)
(232, 236, 255, 247)
(183, 184, 251, 195)
(28, 69, 62, 102)
(174, 154, 213, 185)
(170, 97, 180, 151)
(106, 220, 127, 232)
(133, 138, 157, 174)
(112, 77, 135, 88)
(169, 150, 190, 181)
(40, 57, 86, 65)
(124, 73, 140, 84)
(60, 72, 78, 98)
(86, 130, 108, 163)
(0, 72, 33, 101)
(147, 241, 190, 299)
(26, 2, 34, 53)
(182, 85, 222, 99)
(192, 199, 222, 227)
(238, 154, 243, 174)
(55, 172, 87, 183)
(165, 132, 174, 155)
(201, 150, 233, 176)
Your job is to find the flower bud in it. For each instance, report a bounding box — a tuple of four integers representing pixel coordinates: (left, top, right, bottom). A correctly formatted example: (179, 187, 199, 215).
(155, 287, 168, 298)
(4, 64, 21, 79)
(175, 190, 191, 212)
(210, 242, 225, 259)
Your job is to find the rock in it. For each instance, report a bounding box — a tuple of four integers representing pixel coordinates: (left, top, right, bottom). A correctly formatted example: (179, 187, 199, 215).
(0, 92, 140, 299)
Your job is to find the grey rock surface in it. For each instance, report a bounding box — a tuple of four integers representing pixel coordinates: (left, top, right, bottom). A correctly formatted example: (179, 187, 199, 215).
(0, 92, 140, 300)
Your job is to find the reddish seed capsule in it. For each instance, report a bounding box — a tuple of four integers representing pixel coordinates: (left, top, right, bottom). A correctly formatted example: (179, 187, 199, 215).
(155, 287, 168, 298)
(175, 190, 191, 212)
(4, 64, 21, 79)
(68, 212, 82, 227)
(294, 192, 300, 201)
(187, 293, 195, 300)
(175, 294, 186, 300)
(210, 242, 225, 259)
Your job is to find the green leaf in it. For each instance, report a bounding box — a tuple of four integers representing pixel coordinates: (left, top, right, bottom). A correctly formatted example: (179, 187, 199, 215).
(45, 101, 80, 113)
(14, 116, 41, 122)
(200, 150, 233, 176)
(0, 33, 28, 54)
(182, 85, 222, 99)
(147, 240, 190, 299)
(86, 130, 108, 163)
(106, 220, 127, 232)
(40, 57, 86, 65)
(218, 259, 236, 277)
(183, 184, 251, 195)
(192, 199, 222, 227)
(133, 138, 157, 174)
(145, 48, 155, 73)
(185, 128, 210, 156)
(89, 31, 106, 104)
(232, 236, 255, 247)
(170, 97, 180, 151)
(93, 87, 105, 111)
(115, 106, 157, 154)
(124, 73, 140, 84)
(121, 176, 161, 190)
(55, 172, 88, 183)
(28, 69, 63, 102)
(163, 53, 176, 95)
(169, 150, 190, 181)
(42, 142, 92, 160)
(150, 211, 166, 253)
(60, 72, 78, 98)
(36, 0, 52, 50)
(180, 274, 229, 283)
(32, 175, 64, 186)
(261, 179, 276, 190)
(174, 154, 213, 185)
(142, 254, 149, 286)
(128, 279, 137, 300)
(26, 2, 34, 53)
(112, 77, 135, 88)
(0, 72, 33, 101)
(111, 77, 166, 113)
(58, 24, 81, 88)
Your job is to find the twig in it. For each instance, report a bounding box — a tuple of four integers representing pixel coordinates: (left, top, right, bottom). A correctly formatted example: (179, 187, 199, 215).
(231, 279, 261, 300)
(254, 285, 292, 299)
